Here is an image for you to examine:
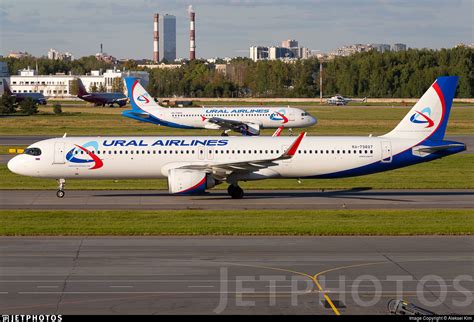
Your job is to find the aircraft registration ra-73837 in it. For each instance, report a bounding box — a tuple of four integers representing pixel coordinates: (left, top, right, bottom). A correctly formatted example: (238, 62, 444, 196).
(8, 76, 465, 199)
(121, 77, 317, 136)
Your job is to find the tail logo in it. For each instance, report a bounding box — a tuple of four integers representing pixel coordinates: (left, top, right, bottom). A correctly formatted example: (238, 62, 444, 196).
(136, 94, 150, 104)
(65, 141, 103, 170)
(270, 110, 289, 124)
(410, 107, 434, 128)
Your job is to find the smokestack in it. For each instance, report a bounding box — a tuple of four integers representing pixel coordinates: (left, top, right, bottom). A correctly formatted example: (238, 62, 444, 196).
(153, 13, 159, 63)
(100, 43, 103, 54)
(188, 5, 195, 60)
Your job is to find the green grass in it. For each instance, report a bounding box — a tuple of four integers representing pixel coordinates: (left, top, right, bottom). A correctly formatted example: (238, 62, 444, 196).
(0, 209, 472, 236)
(0, 105, 472, 136)
(0, 154, 472, 190)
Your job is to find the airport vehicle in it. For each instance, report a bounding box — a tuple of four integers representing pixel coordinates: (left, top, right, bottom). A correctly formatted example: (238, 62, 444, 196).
(2, 79, 47, 105)
(8, 76, 465, 199)
(122, 77, 317, 136)
(326, 94, 366, 106)
(76, 78, 127, 107)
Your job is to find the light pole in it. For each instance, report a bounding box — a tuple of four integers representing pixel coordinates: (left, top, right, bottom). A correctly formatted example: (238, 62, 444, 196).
(311, 50, 323, 104)
(319, 59, 323, 104)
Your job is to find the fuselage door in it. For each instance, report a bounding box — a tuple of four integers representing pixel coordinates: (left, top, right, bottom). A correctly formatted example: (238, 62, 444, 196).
(198, 147, 205, 160)
(53, 142, 65, 164)
(288, 109, 295, 121)
(381, 141, 392, 163)
(207, 147, 214, 160)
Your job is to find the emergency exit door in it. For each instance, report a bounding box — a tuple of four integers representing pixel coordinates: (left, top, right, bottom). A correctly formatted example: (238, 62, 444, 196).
(381, 141, 392, 163)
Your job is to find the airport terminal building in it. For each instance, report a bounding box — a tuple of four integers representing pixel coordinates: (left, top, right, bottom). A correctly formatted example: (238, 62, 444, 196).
(0, 63, 148, 98)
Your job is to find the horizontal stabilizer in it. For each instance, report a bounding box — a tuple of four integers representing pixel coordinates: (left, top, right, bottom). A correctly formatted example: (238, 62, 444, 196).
(412, 142, 466, 157)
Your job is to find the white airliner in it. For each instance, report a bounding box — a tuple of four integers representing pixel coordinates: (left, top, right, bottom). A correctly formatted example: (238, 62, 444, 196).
(8, 76, 465, 199)
(122, 77, 317, 135)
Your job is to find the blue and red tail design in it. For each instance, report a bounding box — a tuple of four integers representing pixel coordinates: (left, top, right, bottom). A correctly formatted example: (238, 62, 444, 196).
(383, 76, 458, 141)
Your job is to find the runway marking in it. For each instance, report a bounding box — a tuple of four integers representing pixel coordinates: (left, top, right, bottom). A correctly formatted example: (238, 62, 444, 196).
(312, 261, 388, 316)
(17, 291, 310, 295)
(109, 286, 134, 288)
(0, 279, 469, 283)
(187, 285, 214, 288)
(36, 286, 59, 289)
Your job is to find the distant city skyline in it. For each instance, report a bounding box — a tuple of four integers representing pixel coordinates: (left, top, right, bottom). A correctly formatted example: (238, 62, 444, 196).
(1, 0, 472, 60)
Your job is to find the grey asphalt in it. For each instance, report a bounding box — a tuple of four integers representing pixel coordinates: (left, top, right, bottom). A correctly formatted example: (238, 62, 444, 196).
(0, 237, 472, 315)
(1, 189, 473, 210)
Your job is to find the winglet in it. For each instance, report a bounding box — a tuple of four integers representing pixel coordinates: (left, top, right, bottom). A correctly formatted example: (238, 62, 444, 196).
(283, 132, 306, 157)
(272, 126, 284, 137)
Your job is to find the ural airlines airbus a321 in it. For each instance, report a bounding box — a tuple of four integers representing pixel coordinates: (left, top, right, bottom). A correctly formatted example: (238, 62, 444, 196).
(122, 77, 317, 135)
(8, 76, 465, 199)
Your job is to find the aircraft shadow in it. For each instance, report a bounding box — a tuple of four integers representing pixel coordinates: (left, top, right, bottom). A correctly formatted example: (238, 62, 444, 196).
(94, 188, 474, 203)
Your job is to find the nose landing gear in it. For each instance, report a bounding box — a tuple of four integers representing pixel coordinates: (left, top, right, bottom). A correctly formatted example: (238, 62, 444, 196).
(56, 178, 66, 198)
(227, 184, 244, 199)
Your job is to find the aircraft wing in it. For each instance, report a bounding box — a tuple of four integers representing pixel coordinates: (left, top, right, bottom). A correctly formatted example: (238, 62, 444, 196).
(206, 116, 247, 128)
(176, 132, 305, 177)
(204, 117, 260, 134)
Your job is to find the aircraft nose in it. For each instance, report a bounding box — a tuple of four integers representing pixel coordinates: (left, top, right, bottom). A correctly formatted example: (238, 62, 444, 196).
(7, 155, 21, 174)
(7, 155, 29, 176)
(309, 116, 317, 125)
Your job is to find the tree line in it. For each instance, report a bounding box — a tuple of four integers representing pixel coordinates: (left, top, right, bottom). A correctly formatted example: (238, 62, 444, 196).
(146, 47, 472, 98)
(1, 47, 472, 98)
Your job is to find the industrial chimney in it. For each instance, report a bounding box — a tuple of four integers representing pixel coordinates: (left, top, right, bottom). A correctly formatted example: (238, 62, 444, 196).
(153, 13, 159, 63)
(188, 5, 195, 60)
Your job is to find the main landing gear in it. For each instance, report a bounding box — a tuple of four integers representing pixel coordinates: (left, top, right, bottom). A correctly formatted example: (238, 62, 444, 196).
(227, 184, 244, 199)
(221, 130, 230, 136)
(56, 178, 66, 198)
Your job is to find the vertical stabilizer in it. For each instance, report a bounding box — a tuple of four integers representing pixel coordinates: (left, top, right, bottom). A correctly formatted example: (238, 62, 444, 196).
(382, 76, 458, 141)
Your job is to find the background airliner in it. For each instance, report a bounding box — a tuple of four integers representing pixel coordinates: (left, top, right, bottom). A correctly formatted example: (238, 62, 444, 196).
(75, 78, 128, 107)
(122, 77, 317, 136)
(2, 79, 47, 105)
(8, 76, 465, 199)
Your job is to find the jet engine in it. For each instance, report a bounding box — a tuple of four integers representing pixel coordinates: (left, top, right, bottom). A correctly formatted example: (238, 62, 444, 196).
(167, 168, 216, 194)
(239, 123, 260, 136)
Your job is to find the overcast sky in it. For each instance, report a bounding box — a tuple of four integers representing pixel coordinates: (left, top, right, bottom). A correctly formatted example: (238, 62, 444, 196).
(0, 0, 472, 60)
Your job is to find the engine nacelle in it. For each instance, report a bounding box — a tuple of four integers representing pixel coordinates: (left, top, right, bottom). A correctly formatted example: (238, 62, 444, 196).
(168, 168, 216, 194)
(240, 123, 260, 136)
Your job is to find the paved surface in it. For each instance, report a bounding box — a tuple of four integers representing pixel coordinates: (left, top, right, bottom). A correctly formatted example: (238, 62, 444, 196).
(0, 237, 472, 315)
(0, 189, 473, 210)
(0, 189, 474, 210)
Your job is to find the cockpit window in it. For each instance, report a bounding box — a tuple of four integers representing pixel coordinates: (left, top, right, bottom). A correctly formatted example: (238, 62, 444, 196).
(24, 148, 42, 156)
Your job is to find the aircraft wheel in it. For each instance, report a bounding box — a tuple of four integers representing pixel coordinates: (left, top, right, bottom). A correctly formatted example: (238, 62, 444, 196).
(56, 190, 65, 198)
(228, 184, 244, 199)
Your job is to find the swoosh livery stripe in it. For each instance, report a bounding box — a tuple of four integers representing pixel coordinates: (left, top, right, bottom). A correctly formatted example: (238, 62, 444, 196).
(137, 95, 150, 104)
(275, 111, 289, 124)
(428, 81, 446, 140)
(413, 110, 434, 128)
(177, 176, 207, 194)
(74, 145, 103, 170)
